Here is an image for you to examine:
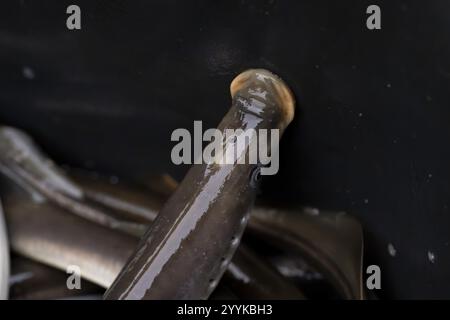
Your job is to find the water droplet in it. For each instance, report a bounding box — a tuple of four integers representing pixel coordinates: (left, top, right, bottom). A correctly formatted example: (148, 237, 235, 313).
(386, 83, 392, 88)
(388, 243, 396, 257)
(427, 251, 436, 264)
(364, 198, 369, 204)
(358, 113, 363, 117)
(22, 66, 35, 79)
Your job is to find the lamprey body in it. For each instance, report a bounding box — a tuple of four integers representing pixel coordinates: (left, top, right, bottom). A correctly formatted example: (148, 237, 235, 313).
(104, 69, 295, 299)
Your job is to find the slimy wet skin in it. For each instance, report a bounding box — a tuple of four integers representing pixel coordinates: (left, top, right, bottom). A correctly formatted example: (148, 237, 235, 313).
(223, 244, 305, 299)
(72, 172, 305, 299)
(248, 207, 365, 300)
(4, 188, 137, 289)
(68, 169, 165, 224)
(104, 69, 295, 300)
(0, 126, 146, 237)
(73, 172, 360, 300)
(3, 172, 304, 299)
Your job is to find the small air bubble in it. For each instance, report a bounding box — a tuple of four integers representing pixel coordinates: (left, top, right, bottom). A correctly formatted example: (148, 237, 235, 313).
(388, 243, 397, 257)
(22, 66, 35, 79)
(427, 251, 436, 264)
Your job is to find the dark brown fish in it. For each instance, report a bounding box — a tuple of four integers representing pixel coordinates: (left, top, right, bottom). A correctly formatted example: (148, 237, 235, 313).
(4, 188, 137, 288)
(248, 207, 365, 299)
(68, 169, 166, 224)
(4, 179, 305, 299)
(223, 244, 305, 299)
(0, 126, 145, 236)
(67, 170, 361, 299)
(74, 171, 305, 299)
(104, 69, 295, 300)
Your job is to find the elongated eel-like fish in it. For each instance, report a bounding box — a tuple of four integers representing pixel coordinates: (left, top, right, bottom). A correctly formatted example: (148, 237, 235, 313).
(104, 69, 295, 300)
(223, 244, 304, 299)
(2, 146, 359, 299)
(73, 172, 362, 299)
(73, 172, 306, 300)
(74, 172, 305, 299)
(0, 126, 145, 236)
(4, 186, 304, 299)
(79, 171, 360, 299)
(4, 189, 137, 289)
(248, 207, 365, 299)
(68, 169, 165, 223)
(0, 198, 9, 299)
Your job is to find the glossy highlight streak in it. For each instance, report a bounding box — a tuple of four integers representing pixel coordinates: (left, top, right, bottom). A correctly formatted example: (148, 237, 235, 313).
(121, 165, 234, 299)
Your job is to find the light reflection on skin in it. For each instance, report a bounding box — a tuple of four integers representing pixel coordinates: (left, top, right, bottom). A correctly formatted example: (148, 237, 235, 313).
(121, 164, 234, 299)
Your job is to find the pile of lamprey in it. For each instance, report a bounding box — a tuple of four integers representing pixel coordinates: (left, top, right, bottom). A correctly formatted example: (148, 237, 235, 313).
(0, 69, 364, 300)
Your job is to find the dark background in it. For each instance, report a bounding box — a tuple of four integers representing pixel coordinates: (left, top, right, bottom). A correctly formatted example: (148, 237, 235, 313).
(0, 0, 449, 299)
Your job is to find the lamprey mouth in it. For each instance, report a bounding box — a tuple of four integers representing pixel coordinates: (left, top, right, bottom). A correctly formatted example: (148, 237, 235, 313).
(230, 69, 295, 129)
